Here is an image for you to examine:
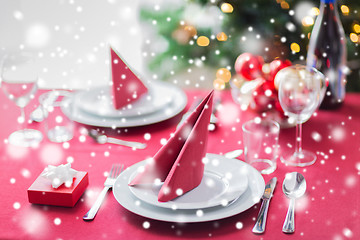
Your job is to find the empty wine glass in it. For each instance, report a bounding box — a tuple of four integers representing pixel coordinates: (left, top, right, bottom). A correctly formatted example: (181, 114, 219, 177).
(276, 65, 326, 166)
(1, 52, 43, 147)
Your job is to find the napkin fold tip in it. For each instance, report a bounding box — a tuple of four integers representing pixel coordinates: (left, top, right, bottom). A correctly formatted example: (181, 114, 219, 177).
(110, 46, 149, 110)
(129, 90, 214, 202)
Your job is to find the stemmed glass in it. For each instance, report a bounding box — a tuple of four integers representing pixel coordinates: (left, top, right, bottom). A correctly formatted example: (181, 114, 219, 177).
(1, 52, 43, 147)
(276, 65, 326, 166)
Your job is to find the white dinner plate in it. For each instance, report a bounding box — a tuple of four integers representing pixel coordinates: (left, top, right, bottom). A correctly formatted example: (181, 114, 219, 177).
(76, 83, 173, 118)
(128, 158, 249, 210)
(61, 81, 187, 128)
(113, 154, 265, 223)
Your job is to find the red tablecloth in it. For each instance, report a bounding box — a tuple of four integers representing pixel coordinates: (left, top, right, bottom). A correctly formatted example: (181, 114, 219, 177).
(1, 89, 359, 240)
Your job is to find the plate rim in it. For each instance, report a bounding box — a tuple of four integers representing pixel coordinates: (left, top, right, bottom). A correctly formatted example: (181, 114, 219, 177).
(76, 84, 173, 118)
(128, 161, 249, 210)
(61, 81, 187, 128)
(113, 153, 265, 223)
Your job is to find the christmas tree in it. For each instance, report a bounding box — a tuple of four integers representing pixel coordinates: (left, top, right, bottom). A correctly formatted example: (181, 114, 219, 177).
(140, 0, 360, 91)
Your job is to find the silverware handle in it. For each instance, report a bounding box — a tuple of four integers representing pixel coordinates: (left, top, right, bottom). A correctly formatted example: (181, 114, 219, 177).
(282, 198, 295, 233)
(83, 186, 110, 221)
(252, 199, 270, 234)
(106, 137, 146, 149)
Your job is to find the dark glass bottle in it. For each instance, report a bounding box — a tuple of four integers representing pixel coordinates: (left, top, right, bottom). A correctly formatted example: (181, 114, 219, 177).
(307, 0, 347, 109)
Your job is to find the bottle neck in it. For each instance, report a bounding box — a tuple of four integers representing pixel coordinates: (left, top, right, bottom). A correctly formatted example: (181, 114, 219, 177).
(321, 0, 337, 3)
(319, 0, 339, 16)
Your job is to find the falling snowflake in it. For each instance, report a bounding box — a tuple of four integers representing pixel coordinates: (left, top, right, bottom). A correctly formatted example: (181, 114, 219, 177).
(311, 132, 322, 142)
(345, 175, 357, 188)
(54, 218, 61, 225)
(62, 142, 70, 149)
(160, 138, 167, 145)
(142, 221, 150, 229)
(217, 103, 239, 125)
(6, 144, 29, 159)
(67, 156, 74, 163)
(176, 188, 183, 196)
(25, 23, 51, 48)
(144, 133, 151, 140)
(342, 228, 353, 238)
(196, 210, 204, 217)
(331, 127, 345, 142)
(13, 202, 21, 210)
(235, 222, 243, 229)
(13, 10, 24, 20)
(21, 169, 31, 178)
(265, 147, 272, 154)
(40, 144, 64, 165)
(21, 210, 47, 237)
(79, 135, 86, 142)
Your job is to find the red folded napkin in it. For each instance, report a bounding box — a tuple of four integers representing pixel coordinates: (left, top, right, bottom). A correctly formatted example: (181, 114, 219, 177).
(110, 47, 148, 109)
(129, 90, 214, 202)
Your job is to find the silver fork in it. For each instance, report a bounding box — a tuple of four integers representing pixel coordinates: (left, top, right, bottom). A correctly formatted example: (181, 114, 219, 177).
(83, 164, 124, 221)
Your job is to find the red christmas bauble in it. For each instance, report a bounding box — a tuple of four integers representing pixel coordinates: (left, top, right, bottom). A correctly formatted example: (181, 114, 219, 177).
(234, 53, 264, 81)
(269, 59, 292, 81)
(252, 79, 277, 112)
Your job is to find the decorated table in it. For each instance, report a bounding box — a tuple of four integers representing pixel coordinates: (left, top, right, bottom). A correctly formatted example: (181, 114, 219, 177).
(1, 88, 359, 240)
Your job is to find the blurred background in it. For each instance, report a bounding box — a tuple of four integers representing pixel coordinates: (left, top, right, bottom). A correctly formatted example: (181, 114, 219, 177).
(0, 0, 359, 91)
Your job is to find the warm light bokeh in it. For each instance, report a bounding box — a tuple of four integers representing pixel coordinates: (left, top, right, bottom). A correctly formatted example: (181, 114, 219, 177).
(197, 36, 210, 47)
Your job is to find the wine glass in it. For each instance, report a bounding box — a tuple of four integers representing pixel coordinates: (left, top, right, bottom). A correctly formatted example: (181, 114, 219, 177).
(1, 52, 43, 147)
(276, 65, 326, 167)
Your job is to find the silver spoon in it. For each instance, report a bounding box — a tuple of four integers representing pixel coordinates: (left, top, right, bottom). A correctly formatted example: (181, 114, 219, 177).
(88, 129, 147, 149)
(282, 172, 307, 233)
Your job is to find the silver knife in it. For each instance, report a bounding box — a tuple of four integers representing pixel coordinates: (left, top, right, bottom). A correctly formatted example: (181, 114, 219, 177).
(252, 177, 277, 234)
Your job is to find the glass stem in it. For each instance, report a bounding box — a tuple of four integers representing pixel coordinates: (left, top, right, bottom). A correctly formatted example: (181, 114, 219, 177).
(20, 107, 26, 130)
(295, 122, 302, 154)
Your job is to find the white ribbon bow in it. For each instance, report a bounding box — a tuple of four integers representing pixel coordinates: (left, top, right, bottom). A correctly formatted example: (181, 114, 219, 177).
(41, 163, 78, 189)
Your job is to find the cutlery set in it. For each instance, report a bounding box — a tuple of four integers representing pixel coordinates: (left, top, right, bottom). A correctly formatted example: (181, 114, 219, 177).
(253, 172, 306, 234)
(84, 160, 306, 235)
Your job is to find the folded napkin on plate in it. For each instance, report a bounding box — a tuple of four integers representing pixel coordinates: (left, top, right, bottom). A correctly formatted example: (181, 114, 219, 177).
(110, 47, 148, 109)
(129, 90, 214, 202)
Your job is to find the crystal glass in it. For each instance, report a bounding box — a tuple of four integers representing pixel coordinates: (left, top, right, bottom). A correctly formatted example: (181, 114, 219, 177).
(39, 90, 74, 143)
(1, 52, 43, 147)
(242, 119, 280, 174)
(276, 65, 326, 166)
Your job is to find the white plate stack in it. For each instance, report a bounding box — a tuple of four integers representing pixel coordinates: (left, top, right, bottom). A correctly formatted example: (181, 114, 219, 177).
(113, 154, 265, 223)
(61, 81, 187, 128)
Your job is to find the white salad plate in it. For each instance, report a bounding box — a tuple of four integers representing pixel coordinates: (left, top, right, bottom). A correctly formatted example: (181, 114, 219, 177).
(113, 154, 265, 223)
(76, 83, 173, 118)
(128, 159, 249, 210)
(61, 81, 187, 128)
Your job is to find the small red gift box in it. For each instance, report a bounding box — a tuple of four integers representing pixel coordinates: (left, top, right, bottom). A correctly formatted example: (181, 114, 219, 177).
(27, 171, 89, 207)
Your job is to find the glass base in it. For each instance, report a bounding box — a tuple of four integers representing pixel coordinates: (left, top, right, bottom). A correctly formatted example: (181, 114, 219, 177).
(8, 129, 43, 147)
(47, 127, 73, 143)
(280, 150, 316, 167)
(249, 159, 277, 175)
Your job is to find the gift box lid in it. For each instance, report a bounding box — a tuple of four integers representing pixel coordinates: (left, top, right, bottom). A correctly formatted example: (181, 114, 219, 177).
(28, 171, 88, 207)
